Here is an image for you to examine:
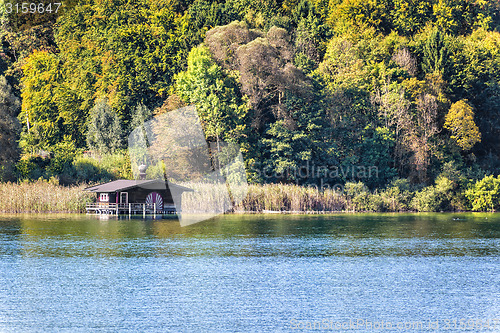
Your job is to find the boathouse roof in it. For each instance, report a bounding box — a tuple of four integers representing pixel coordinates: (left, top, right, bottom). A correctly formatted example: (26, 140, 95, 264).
(84, 179, 193, 193)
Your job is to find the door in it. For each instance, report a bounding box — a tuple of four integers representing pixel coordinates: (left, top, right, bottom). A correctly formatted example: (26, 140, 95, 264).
(120, 192, 128, 204)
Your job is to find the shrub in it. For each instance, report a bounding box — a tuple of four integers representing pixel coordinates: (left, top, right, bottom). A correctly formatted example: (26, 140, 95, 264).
(381, 178, 413, 211)
(367, 193, 385, 212)
(99, 151, 133, 180)
(345, 182, 371, 211)
(73, 156, 114, 183)
(465, 175, 500, 211)
(411, 185, 442, 212)
(15, 155, 49, 180)
(410, 176, 457, 212)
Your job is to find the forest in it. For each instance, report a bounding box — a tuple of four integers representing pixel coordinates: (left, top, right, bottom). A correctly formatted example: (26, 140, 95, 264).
(1, 0, 500, 212)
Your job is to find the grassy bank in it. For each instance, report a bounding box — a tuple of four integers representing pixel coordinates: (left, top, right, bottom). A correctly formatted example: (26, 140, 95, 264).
(0, 180, 94, 213)
(0, 175, 497, 214)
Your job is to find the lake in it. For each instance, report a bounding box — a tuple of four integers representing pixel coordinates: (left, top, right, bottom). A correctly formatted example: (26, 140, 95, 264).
(0, 213, 499, 332)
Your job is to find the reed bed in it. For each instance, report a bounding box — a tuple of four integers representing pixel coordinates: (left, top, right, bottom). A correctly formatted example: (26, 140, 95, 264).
(179, 182, 347, 213)
(0, 180, 94, 213)
(237, 184, 346, 212)
(0, 181, 348, 214)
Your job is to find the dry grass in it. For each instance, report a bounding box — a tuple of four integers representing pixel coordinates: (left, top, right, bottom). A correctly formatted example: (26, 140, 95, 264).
(179, 182, 346, 213)
(236, 184, 346, 212)
(0, 180, 94, 213)
(0, 181, 347, 214)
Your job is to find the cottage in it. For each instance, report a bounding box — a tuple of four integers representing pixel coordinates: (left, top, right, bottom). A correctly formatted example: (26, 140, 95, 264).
(84, 179, 192, 215)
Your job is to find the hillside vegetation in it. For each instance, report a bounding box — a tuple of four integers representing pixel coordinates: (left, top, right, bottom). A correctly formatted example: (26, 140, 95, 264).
(1, 0, 500, 211)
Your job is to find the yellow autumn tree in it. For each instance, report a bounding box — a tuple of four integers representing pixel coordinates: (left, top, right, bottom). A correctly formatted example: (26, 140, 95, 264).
(444, 99, 481, 150)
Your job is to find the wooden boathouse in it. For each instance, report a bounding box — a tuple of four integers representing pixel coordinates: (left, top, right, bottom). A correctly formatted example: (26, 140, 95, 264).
(84, 179, 192, 216)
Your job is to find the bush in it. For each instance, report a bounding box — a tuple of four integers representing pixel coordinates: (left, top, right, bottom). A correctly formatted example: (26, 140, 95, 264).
(465, 175, 500, 211)
(344, 181, 384, 211)
(411, 185, 443, 212)
(46, 139, 79, 183)
(73, 156, 114, 183)
(411, 176, 455, 212)
(15, 155, 49, 180)
(98, 151, 133, 180)
(367, 193, 385, 212)
(0, 164, 17, 182)
(72, 151, 132, 183)
(15, 149, 133, 184)
(381, 178, 413, 211)
(46, 139, 77, 174)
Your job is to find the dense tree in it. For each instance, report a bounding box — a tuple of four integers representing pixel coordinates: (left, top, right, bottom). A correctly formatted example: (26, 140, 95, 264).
(86, 99, 123, 154)
(0, 0, 498, 191)
(260, 93, 336, 184)
(19, 51, 64, 151)
(175, 45, 249, 145)
(0, 75, 20, 178)
(327, 0, 393, 34)
(444, 99, 481, 151)
(422, 27, 449, 76)
(391, 0, 433, 36)
(294, 3, 331, 72)
(358, 126, 397, 187)
(129, 103, 153, 135)
(54, 0, 196, 121)
(19, 50, 87, 150)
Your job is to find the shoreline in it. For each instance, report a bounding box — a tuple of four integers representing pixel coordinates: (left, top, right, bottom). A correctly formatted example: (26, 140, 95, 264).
(0, 210, 493, 215)
(0, 180, 496, 214)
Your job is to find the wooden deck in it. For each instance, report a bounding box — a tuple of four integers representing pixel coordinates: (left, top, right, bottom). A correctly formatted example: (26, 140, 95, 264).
(86, 203, 177, 216)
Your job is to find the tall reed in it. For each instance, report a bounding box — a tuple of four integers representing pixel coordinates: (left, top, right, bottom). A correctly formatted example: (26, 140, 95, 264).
(179, 182, 347, 213)
(0, 180, 94, 213)
(0, 181, 348, 214)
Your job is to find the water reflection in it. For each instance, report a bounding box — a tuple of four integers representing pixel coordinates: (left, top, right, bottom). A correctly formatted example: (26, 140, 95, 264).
(0, 213, 498, 258)
(0, 214, 498, 332)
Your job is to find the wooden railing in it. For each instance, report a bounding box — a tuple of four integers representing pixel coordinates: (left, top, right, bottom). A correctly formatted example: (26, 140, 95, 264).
(86, 202, 177, 215)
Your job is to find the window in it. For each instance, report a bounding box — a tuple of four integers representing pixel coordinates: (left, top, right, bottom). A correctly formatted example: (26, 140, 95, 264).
(100, 193, 109, 202)
(120, 192, 128, 204)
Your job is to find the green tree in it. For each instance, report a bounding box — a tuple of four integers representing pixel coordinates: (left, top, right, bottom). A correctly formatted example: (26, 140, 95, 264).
(86, 99, 123, 154)
(357, 126, 397, 188)
(465, 174, 500, 211)
(187, 0, 241, 43)
(175, 45, 249, 145)
(54, 0, 195, 124)
(46, 136, 78, 181)
(129, 102, 152, 134)
(0, 75, 20, 179)
(260, 94, 336, 184)
(19, 50, 86, 150)
(294, 3, 331, 72)
(422, 27, 449, 76)
(19, 50, 63, 152)
(433, 0, 477, 35)
(391, 0, 433, 36)
(328, 0, 393, 34)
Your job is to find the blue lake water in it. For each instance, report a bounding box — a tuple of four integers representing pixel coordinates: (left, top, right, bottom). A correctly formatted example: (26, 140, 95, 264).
(0, 213, 499, 332)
